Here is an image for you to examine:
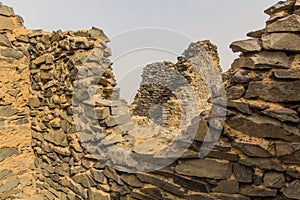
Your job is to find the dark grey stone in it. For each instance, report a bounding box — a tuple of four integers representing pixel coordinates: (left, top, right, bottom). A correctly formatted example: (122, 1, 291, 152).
(0, 48, 24, 59)
(0, 147, 19, 162)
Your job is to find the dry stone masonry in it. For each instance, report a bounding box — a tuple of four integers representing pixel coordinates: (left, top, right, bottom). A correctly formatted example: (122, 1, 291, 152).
(0, 0, 300, 200)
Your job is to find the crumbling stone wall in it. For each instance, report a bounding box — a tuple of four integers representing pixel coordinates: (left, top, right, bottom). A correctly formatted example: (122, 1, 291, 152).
(223, 0, 300, 198)
(0, 4, 42, 199)
(1, 0, 300, 200)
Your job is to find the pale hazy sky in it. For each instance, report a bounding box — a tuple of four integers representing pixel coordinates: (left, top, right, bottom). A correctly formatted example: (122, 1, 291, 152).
(1, 0, 278, 102)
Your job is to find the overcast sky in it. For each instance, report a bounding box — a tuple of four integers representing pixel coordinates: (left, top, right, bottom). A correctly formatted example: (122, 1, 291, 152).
(1, 0, 278, 102)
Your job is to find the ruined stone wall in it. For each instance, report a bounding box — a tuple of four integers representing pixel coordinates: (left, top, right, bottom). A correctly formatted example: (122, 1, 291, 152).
(223, 1, 300, 198)
(1, 0, 300, 200)
(0, 4, 43, 199)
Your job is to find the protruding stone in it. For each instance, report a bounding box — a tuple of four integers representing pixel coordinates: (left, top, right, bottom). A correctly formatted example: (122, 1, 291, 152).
(267, 14, 300, 32)
(230, 39, 262, 53)
(264, 1, 295, 15)
(247, 29, 265, 38)
(0, 4, 14, 16)
(0, 176, 20, 193)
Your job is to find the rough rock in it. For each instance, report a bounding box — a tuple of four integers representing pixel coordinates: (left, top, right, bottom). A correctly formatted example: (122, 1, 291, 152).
(0, 34, 11, 47)
(0, 4, 14, 16)
(264, 1, 295, 15)
(0, 15, 14, 30)
(239, 185, 277, 197)
(267, 14, 300, 32)
(239, 158, 285, 171)
(0, 106, 18, 118)
(262, 33, 300, 51)
(233, 163, 253, 183)
(234, 143, 272, 158)
(230, 39, 262, 53)
(263, 172, 285, 188)
(282, 180, 300, 199)
(226, 85, 245, 100)
(0, 48, 24, 59)
(214, 180, 239, 194)
(0, 176, 20, 193)
(274, 68, 300, 79)
(227, 114, 300, 141)
(137, 173, 185, 197)
(245, 80, 300, 102)
(262, 107, 300, 123)
(173, 175, 210, 193)
(236, 51, 290, 69)
(0, 147, 19, 162)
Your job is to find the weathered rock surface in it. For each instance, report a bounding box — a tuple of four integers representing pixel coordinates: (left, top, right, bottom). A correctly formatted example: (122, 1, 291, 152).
(1, 1, 300, 200)
(267, 14, 300, 32)
(245, 81, 300, 102)
(230, 39, 262, 53)
(262, 33, 300, 51)
(175, 159, 232, 179)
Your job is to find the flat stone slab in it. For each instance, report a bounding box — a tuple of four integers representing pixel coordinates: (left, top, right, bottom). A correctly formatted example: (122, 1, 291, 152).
(175, 158, 232, 179)
(227, 115, 300, 142)
(230, 39, 262, 53)
(267, 14, 300, 32)
(263, 33, 300, 52)
(245, 81, 300, 102)
(274, 69, 300, 79)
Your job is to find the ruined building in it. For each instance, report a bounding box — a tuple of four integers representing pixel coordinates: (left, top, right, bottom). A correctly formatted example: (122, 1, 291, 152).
(0, 0, 300, 199)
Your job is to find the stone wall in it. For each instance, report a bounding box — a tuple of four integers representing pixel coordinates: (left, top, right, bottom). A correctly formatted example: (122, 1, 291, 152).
(0, 4, 42, 199)
(0, 0, 300, 200)
(223, 0, 300, 198)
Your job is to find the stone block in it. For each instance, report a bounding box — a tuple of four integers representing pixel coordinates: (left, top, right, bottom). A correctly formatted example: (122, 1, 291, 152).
(230, 39, 262, 53)
(175, 158, 232, 179)
(263, 33, 300, 51)
(245, 81, 300, 102)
